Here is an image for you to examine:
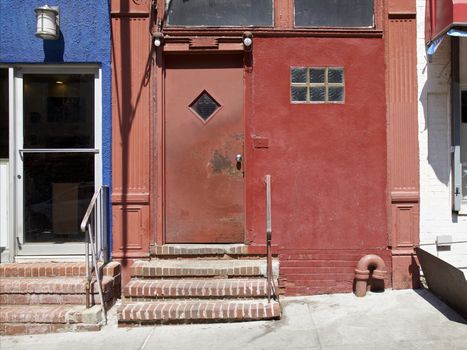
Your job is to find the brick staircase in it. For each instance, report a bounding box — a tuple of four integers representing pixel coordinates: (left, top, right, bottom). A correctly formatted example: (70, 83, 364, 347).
(117, 244, 281, 325)
(0, 261, 121, 335)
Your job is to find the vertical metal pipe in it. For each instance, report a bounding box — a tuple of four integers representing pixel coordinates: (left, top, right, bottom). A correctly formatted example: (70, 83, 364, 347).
(265, 175, 272, 303)
(102, 186, 109, 263)
(85, 227, 90, 308)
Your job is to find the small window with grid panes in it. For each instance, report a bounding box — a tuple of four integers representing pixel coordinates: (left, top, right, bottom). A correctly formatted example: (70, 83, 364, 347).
(291, 67, 345, 104)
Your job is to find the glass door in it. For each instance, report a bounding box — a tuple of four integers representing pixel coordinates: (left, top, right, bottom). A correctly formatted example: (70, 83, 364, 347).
(0, 69, 9, 254)
(16, 67, 101, 256)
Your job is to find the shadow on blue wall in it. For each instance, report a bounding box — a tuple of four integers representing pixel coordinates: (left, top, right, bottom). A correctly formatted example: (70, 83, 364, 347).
(43, 31, 64, 62)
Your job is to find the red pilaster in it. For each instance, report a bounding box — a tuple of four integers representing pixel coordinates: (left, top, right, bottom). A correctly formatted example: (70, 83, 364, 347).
(386, 0, 420, 289)
(110, 0, 153, 272)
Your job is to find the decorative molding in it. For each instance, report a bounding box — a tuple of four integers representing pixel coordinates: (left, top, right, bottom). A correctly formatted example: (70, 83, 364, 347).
(391, 191, 419, 202)
(386, 1, 420, 289)
(112, 193, 150, 204)
(111, 6, 153, 257)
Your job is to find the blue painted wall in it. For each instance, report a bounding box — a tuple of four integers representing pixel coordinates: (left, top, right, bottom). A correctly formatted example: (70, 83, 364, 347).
(0, 0, 113, 252)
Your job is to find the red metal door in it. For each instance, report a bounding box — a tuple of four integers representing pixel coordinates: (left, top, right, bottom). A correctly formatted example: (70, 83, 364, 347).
(165, 54, 244, 243)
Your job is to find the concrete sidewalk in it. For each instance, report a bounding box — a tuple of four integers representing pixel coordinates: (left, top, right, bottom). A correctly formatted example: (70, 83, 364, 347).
(2, 289, 466, 350)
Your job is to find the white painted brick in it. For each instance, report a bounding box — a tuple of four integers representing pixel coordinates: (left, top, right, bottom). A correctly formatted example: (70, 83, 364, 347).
(417, 1, 467, 268)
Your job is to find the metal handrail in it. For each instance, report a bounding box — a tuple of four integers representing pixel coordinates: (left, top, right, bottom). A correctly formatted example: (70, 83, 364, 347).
(265, 175, 277, 303)
(80, 185, 109, 324)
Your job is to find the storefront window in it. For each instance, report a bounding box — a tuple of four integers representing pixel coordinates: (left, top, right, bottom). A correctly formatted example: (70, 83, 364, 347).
(22, 73, 96, 244)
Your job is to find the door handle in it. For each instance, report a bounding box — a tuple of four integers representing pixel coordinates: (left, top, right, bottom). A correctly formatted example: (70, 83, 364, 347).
(235, 154, 243, 163)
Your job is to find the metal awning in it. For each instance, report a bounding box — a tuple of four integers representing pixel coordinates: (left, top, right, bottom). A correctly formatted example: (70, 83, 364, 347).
(425, 0, 467, 58)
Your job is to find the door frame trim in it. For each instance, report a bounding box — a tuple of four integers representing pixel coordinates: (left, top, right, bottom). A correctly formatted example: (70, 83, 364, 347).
(155, 53, 248, 245)
(12, 64, 103, 257)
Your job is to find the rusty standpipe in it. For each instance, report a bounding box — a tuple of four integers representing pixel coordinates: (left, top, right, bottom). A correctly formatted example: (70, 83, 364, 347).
(354, 254, 386, 297)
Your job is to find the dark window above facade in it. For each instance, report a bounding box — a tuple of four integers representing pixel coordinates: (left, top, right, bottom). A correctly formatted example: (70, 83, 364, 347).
(166, 0, 273, 27)
(294, 0, 374, 28)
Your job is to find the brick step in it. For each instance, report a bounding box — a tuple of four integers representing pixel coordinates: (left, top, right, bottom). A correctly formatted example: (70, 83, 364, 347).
(117, 299, 281, 325)
(0, 304, 103, 335)
(124, 278, 270, 300)
(0, 276, 115, 305)
(0, 262, 87, 278)
(131, 259, 279, 278)
(0, 261, 121, 278)
(151, 244, 249, 257)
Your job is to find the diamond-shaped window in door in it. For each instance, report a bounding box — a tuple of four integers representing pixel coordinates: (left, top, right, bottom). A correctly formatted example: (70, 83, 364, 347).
(189, 90, 221, 122)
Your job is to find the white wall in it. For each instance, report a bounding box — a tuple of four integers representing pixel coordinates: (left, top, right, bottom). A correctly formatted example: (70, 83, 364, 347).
(417, 0, 467, 270)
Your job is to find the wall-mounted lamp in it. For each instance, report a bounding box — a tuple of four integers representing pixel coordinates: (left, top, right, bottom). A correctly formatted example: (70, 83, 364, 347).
(35, 5, 60, 40)
(243, 32, 253, 50)
(153, 32, 164, 47)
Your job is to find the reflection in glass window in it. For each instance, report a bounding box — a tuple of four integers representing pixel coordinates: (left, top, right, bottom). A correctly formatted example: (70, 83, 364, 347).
(0, 69, 8, 158)
(295, 0, 374, 28)
(23, 153, 94, 243)
(290, 67, 345, 104)
(167, 0, 273, 27)
(23, 74, 94, 149)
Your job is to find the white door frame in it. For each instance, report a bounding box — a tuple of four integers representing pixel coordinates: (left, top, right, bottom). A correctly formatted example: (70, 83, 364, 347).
(0, 67, 15, 263)
(14, 65, 102, 257)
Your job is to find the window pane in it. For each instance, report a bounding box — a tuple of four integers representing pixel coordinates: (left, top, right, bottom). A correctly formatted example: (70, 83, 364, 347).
(295, 0, 374, 28)
(167, 0, 273, 27)
(189, 91, 220, 121)
(310, 69, 325, 84)
(23, 74, 94, 149)
(310, 87, 326, 102)
(328, 68, 344, 84)
(291, 68, 307, 83)
(23, 153, 94, 243)
(328, 87, 344, 102)
(291, 87, 307, 102)
(0, 69, 8, 158)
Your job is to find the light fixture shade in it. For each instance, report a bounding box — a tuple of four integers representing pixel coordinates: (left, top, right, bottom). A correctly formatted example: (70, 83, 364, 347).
(35, 5, 59, 40)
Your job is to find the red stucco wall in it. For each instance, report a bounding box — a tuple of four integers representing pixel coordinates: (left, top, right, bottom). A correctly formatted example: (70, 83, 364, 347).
(244, 37, 390, 294)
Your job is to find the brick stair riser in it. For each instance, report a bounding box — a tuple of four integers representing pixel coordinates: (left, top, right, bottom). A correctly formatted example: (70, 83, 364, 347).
(0, 262, 121, 279)
(0, 278, 114, 294)
(131, 267, 264, 278)
(1, 308, 82, 324)
(0, 290, 114, 305)
(151, 245, 249, 256)
(118, 301, 280, 324)
(0, 323, 101, 336)
(123, 281, 269, 300)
